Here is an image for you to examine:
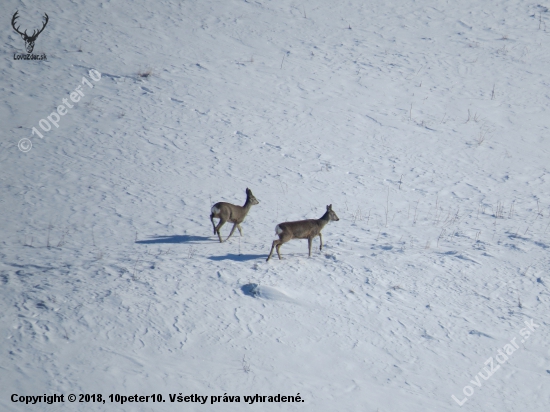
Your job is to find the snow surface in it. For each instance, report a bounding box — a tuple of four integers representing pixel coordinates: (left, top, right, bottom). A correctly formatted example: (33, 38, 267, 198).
(1, 0, 550, 410)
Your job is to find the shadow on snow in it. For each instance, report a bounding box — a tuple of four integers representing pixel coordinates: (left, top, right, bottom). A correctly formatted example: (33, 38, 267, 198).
(135, 234, 212, 244)
(208, 253, 266, 262)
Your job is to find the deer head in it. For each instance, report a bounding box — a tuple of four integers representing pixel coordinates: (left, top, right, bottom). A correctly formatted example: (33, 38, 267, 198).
(245, 188, 259, 205)
(326, 204, 339, 221)
(12, 11, 49, 54)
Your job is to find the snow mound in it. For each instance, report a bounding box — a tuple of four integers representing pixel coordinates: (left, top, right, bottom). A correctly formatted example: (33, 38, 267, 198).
(241, 283, 297, 304)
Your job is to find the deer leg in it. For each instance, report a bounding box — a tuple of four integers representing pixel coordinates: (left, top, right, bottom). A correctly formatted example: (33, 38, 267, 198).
(275, 234, 293, 260)
(267, 240, 279, 261)
(237, 224, 243, 236)
(215, 219, 226, 243)
(319, 233, 323, 251)
(308, 237, 313, 257)
(210, 214, 217, 234)
(276, 243, 283, 260)
(225, 223, 238, 242)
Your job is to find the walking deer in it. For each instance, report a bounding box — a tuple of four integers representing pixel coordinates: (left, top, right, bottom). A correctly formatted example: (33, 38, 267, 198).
(210, 188, 259, 243)
(266, 204, 339, 261)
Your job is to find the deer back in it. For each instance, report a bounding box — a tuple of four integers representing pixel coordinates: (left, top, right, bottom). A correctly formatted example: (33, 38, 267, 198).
(212, 202, 244, 221)
(278, 219, 324, 239)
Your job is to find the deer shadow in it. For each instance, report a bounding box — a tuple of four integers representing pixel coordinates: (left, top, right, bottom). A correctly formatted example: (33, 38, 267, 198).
(135, 235, 212, 245)
(208, 253, 266, 262)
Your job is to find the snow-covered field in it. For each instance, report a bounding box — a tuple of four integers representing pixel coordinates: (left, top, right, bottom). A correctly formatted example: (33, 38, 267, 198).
(1, 0, 550, 410)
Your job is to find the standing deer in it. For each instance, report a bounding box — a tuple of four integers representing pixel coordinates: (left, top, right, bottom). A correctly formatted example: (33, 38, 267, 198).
(266, 204, 339, 261)
(11, 11, 49, 54)
(210, 188, 259, 243)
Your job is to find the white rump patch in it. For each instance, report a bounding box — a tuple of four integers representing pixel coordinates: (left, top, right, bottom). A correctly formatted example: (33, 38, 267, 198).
(211, 206, 220, 215)
(275, 224, 283, 234)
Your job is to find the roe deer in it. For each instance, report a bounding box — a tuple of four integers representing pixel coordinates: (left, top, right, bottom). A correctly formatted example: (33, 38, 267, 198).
(266, 204, 339, 261)
(210, 188, 259, 243)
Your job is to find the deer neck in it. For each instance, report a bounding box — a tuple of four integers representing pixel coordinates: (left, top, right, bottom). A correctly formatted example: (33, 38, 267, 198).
(242, 198, 253, 212)
(317, 211, 331, 228)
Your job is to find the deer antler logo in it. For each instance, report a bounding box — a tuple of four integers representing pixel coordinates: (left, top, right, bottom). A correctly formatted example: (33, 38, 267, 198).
(11, 11, 49, 54)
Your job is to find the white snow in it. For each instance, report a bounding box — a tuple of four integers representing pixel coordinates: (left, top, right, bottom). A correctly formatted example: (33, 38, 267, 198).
(1, 0, 550, 410)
